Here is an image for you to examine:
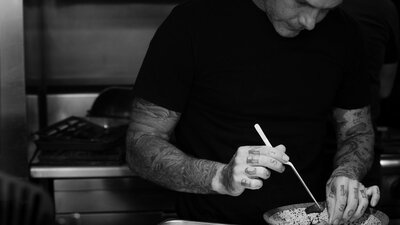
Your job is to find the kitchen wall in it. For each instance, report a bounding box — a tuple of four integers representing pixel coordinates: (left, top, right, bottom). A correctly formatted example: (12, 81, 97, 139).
(24, 0, 177, 87)
(24, 0, 178, 134)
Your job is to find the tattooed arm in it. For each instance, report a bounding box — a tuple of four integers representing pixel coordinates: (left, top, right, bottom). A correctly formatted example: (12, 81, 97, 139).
(126, 97, 223, 194)
(126, 97, 289, 195)
(332, 106, 374, 180)
(325, 107, 380, 225)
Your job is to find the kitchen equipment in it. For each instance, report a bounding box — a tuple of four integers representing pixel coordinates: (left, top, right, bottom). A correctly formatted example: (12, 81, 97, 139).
(34, 116, 127, 152)
(158, 220, 234, 225)
(376, 127, 400, 223)
(87, 86, 135, 119)
(263, 202, 389, 225)
(254, 124, 323, 211)
(33, 116, 127, 165)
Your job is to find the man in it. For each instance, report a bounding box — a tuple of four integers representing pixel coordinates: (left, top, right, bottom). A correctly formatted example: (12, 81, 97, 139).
(126, 0, 380, 224)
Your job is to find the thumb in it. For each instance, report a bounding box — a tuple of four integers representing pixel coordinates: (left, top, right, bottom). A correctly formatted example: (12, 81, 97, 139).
(366, 185, 380, 207)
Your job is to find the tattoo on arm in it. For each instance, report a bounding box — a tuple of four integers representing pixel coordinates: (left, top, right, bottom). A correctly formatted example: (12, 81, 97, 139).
(126, 98, 221, 194)
(332, 107, 374, 180)
(340, 185, 346, 196)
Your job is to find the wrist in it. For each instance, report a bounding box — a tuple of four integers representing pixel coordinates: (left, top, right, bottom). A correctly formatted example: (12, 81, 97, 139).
(211, 164, 230, 195)
(331, 165, 362, 181)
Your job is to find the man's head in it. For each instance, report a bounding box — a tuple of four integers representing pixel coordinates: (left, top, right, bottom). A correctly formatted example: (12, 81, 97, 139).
(253, 0, 342, 37)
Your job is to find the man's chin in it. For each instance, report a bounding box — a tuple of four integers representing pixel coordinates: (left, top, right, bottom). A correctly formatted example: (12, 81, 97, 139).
(276, 29, 301, 38)
(274, 26, 301, 38)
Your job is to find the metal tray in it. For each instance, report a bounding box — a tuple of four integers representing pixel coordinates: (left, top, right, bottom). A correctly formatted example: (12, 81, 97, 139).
(34, 116, 127, 151)
(159, 220, 235, 225)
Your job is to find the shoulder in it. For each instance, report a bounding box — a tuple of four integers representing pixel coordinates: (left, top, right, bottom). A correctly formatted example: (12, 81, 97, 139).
(327, 7, 359, 29)
(170, 0, 220, 17)
(340, 0, 398, 28)
(320, 8, 362, 42)
(170, 0, 242, 20)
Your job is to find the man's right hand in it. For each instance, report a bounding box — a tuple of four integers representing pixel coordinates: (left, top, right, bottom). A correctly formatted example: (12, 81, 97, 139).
(212, 145, 290, 196)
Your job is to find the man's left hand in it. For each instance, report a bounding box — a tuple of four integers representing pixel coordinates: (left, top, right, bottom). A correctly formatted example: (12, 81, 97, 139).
(325, 176, 380, 225)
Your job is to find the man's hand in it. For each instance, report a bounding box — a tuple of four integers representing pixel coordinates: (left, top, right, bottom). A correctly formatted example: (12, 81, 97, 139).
(325, 176, 380, 225)
(213, 145, 290, 196)
(328, 107, 377, 224)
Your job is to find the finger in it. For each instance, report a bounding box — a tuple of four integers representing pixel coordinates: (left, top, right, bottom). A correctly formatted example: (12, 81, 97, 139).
(366, 186, 380, 207)
(244, 166, 271, 179)
(253, 145, 290, 163)
(331, 179, 348, 225)
(259, 155, 286, 173)
(316, 221, 329, 225)
(343, 180, 359, 222)
(240, 177, 263, 190)
(269, 145, 290, 163)
(326, 178, 336, 223)
(246, 153, 261, 165)
(351, 185, 369, 222)
(275, 144, 286, 153)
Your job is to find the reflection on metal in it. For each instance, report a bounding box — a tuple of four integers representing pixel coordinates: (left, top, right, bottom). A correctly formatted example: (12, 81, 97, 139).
(30, 164, 134, 178)
(380, 158, 400, 168)
(380, 154, 400, 174)
(0, 0, 29, 176)
(160, 220, 234, 225)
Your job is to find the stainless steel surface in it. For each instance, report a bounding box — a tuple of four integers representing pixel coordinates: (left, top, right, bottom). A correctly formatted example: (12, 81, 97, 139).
(0, 0, 29, 176)
(47, 93, 98, 125)
(380, 154, 400, 171)
(30, 164, 134, 178)
(378, 128, 400, 220)
(52, 178, 176, 225)
(56, 212, 174, 225)
(159, 220, 234, 225)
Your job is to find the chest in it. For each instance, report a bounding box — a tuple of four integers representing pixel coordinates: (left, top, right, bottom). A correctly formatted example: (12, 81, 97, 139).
(190, 26, 347, 118)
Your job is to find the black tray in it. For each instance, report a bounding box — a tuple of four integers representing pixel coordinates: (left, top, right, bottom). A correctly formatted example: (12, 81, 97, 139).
(34, 116, 127, 152)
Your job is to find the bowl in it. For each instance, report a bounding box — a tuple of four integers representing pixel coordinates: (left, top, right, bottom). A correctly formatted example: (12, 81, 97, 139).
(263, 202, 388, 225)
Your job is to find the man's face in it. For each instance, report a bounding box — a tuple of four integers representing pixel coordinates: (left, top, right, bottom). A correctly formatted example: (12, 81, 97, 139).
(256, 0, 342, 37)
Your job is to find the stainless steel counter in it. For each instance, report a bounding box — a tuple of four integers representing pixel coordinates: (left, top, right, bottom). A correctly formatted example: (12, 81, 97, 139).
(30, 164, 135, 178)
(29, 147, 135, 178)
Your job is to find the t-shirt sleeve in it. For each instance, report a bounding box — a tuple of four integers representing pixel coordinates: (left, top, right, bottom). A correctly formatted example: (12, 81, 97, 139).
(334, 16, 371, 109)
(133, 5, 195, 113)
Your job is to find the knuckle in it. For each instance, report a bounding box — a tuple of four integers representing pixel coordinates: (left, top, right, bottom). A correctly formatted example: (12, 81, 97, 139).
(263, 168, 271, 178)
(268, 157, 277, 165)
(374, 186, 380, 195)
(268, 148, 277, 156)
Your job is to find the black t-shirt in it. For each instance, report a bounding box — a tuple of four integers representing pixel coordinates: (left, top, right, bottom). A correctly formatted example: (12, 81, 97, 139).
(134, 0, 370, 224)
(341, 0, 400, 120)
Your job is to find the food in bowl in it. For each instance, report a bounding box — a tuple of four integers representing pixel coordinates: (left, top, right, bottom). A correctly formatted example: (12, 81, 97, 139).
(264, 203, 388, 225)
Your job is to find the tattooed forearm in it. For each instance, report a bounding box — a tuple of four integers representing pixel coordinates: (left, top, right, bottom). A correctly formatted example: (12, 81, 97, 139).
(332, 107, 374, 180)
(126, 98, 222, 194)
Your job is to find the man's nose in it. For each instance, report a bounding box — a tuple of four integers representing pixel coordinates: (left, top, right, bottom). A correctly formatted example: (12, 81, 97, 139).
(299, 9, 318, 30)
